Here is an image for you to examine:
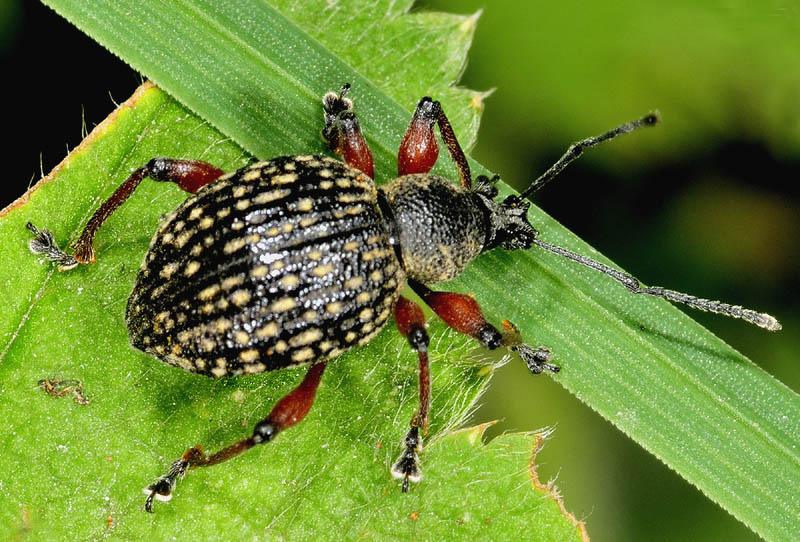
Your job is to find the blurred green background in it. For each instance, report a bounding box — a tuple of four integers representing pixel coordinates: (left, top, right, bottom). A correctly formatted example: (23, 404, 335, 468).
(2, 1, 798, 540)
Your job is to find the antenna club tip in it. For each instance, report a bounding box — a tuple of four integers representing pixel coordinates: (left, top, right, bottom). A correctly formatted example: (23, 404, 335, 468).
(644, 111, 660, 126)
(761, 314, 782, 332)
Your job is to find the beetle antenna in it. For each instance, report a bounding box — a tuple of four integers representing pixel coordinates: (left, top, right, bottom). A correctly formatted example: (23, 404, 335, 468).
(531, 238, 781, 331)
(519, 112, 659, 200)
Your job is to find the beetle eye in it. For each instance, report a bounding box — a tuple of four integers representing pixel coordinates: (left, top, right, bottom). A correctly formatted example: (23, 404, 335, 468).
(500, 194, 528, 212)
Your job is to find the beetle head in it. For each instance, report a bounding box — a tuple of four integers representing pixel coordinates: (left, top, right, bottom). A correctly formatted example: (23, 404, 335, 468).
(473, 175, 538, 252)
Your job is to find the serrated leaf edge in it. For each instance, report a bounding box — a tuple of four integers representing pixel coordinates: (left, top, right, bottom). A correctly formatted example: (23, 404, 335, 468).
(448, 423, 590, 540)
(526, 431, 590, 542)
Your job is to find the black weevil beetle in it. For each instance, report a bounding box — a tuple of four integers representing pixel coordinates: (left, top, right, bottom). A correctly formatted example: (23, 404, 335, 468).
(28, 83, 781, 512)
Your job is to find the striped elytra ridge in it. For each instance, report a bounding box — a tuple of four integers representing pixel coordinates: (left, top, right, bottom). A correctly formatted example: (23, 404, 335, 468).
(126, 155, 405, 377)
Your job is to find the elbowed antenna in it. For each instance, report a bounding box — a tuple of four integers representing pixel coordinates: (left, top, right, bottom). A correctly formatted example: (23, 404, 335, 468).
(519, 112, 659, 200)
(515, 113, 780, 331)
(532, 239, 781, 331)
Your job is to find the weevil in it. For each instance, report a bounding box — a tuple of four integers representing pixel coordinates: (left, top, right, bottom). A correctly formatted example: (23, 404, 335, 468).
(28, 83, 781, 512)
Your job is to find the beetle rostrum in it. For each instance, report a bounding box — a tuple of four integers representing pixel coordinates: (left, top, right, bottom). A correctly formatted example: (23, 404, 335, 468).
(28, 83, 781, 512)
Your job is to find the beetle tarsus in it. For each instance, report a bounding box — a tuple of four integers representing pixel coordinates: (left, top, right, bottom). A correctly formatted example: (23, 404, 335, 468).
(26, 222, 79, 271)
(322, 83, 374, 178)
(500, 319, 560, 374)
(143, 453, 193, 512)
(391, 426, 422, 492)
(514, 344, 560, 374)
(143, 445, 210, 512)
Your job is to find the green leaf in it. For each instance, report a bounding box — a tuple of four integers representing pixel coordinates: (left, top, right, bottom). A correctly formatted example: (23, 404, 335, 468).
(1, 0, 797, 540)
(2, 83, 585, 542)
(0, 2, 585, 541)
(33, 0, 484, 176)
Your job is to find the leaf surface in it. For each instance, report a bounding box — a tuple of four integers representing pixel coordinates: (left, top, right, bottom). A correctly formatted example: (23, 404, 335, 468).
(0, 2, 585, 540)
(1, 0, 798, 540)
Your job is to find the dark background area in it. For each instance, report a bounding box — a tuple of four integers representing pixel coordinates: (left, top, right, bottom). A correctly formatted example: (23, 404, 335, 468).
(1, 1, 141, 203)
(2, 1, 798, 541)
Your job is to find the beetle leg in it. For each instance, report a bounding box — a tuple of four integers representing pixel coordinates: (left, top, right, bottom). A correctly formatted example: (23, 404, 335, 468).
(397, 98, 439, 177)
(398, 97, 472, 189)
(498, 319, 560, 375)
(143, 361, 327, 512)
(391, 296, 430, 492)
(408, 279, 560, 375)
(323, 84, 374, 179)
(28, 158, 224, 266)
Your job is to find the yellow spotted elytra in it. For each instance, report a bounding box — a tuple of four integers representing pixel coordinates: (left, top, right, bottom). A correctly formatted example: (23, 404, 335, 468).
(126, 155, 401, 378)
(28, 83, 781, 512)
